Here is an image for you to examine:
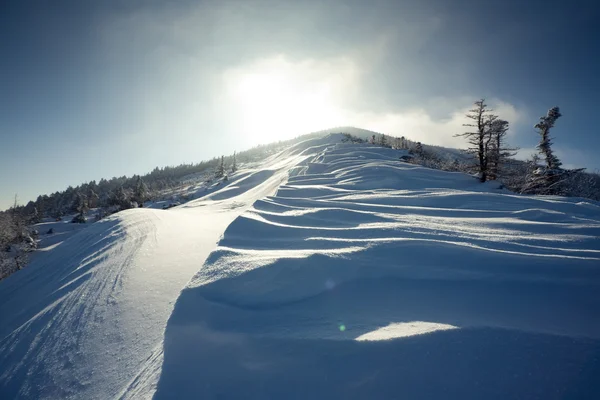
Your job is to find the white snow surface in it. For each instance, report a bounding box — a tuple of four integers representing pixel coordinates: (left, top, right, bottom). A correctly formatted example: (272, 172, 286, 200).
(0, 136, 322, 399)
(156, 138, 600, 399)
(2, 133, 600, 399)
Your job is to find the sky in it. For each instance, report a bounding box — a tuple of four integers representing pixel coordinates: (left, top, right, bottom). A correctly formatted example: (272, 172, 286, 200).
(1, 0, 599, 210)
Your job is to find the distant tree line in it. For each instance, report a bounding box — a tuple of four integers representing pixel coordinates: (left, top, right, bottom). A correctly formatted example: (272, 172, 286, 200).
(2, 139, 294, 221)
(0, 137, 301, 280)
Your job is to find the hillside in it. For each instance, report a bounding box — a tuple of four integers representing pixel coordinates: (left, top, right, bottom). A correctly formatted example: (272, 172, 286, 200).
(1, 133, 600, 399)
(156, 137, 600, 399)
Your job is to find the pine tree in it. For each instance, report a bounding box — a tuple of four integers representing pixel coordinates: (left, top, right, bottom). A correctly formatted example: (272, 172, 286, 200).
(134, 176, 149, 206)
(34, 195, 46, 222)
(415, 142, 423, 156)
(216, 156, 225, 178)
(10, 195, 24, 240)
(110, 186, 132, 210)
(88, 189, 100, 209)
(231, 151, 237, 173)
(71, 193, 88, 223)
(520, 107, 567, 194)
(535, 107, 562, 170)
(379, 134, 388, 147)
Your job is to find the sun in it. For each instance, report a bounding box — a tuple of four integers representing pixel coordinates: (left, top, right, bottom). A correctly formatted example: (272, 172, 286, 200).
(224, 57, 346, 144)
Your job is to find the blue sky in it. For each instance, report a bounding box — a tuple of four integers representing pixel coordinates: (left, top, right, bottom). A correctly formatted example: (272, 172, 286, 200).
(1, 0, 598, 210)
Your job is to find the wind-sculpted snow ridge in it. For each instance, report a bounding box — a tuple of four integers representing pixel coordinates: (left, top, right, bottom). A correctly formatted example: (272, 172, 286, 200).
(0, 134, 345, 399)
(157, 142, 600, 399)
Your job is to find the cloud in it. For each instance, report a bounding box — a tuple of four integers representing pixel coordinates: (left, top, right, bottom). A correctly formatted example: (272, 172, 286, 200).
(220, 55, 360, 144)
(97, 4, 529, 160)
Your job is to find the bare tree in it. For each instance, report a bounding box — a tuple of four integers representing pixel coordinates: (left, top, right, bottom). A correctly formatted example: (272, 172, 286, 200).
(488, 119, 517, 180)
(456, 99, 499, 182)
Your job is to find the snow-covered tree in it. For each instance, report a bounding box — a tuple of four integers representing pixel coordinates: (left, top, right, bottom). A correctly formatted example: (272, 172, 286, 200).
(231, 151, 238, 173)
(379, 134, 388, 147)
(10, 196, 25, 240)
(88, 189, 100, 209)
(133, 176, 149, 206)
(413, 142, 424, 156)
(215, 156, 225, 178)
(71, 193, 88, 223)
(456, 99, 497, 182)
(0, 196, 35, 279)
(519, 107, 566, 194)
(109, 186, 133, 210)
(535, 107, 562, 170)
(487, 119, 516, 180)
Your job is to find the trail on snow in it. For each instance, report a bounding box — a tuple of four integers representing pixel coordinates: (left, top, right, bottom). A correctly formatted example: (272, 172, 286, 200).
(156, 141, 600, 399)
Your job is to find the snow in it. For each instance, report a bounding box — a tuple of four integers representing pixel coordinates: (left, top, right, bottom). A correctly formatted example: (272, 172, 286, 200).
(2, 133, 600, 399)
(156, 139, 600, 399)
(0, 137, 319, 399)
(355, 321, 459, 341)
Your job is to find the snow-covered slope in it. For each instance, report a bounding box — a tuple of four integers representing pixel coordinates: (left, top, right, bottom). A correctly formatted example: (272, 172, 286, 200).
(156, 141, 600, 399)
(0, 136, 333, 399)
(2, 134, 600, 399)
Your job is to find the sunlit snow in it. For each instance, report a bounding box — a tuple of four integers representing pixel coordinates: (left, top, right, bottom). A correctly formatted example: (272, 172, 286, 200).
(355, 321, 458, 341)
(1, 133, 599, 399)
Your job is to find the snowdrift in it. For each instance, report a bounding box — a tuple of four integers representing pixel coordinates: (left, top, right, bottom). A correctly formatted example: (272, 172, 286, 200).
(0, 135, 334, 399)
(1, 133, 599, 399)
(156, 141, 600, 399)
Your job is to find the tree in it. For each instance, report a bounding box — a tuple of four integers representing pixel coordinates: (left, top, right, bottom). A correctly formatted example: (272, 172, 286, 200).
(456, 99, 497, 182)
(71, 193, 88, 223)
(34, 195, 47, 222)
(109, 186, 132, 210)
(10, 195, 25, 241)
(215, 156, 225, 178)
(88, 189, 100, 209)
(487, 119, 516, 180)
(231, 151, 238, 173)
(379, 134, 388, 147)
(535, 106, 562, 170)
(133, 176, 149, 206)
(518, 107, 565, 194)
(400, 136, 407, 149)
(30, 207, 41, 224)
(415, 142, 423, 156)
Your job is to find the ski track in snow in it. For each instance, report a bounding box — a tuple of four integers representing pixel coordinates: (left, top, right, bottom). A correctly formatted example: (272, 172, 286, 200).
(2, 134, 600, 399)
(156, 139, 600, 399)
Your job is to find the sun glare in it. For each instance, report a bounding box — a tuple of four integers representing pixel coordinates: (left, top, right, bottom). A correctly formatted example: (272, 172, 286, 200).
(224, 58, 347, 144)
